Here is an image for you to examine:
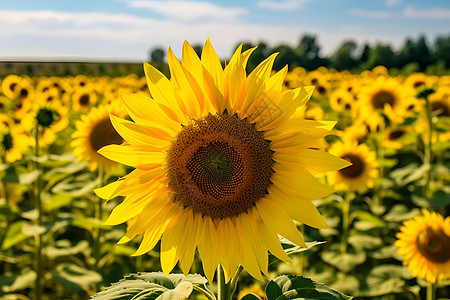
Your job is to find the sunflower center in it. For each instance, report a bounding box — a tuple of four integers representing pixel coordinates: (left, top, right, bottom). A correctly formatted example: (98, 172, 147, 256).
(89, 118, 123, 152)
(431, 101, 450, 117)
(2, 132, 13, 151)
(168, 113, 274, 219)
(339, 153, 365, 178)
(388, 130, 406, 140)
(371, 90, 395, 109)
(79, 94, 90, 106)
(36, 107, 56, 128)
(413, 81, 424, 88)
(416, 227, 450, 263)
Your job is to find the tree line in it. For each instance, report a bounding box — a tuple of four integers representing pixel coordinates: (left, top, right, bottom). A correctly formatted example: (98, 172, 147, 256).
(149, 34, 450, 75)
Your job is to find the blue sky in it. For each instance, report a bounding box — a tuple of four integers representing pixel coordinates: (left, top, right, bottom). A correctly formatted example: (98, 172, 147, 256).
(0, 0, 449, 61)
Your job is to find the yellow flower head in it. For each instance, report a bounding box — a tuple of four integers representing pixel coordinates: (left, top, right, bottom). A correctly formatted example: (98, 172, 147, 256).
(95, 39, 350, 283)
(395, 209, 450, 284)
(327, 140, 378, 191)
(71, 103, 126, 172)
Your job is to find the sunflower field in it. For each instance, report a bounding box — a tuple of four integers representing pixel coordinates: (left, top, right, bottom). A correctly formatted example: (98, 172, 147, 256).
(0, 41, 450, 300)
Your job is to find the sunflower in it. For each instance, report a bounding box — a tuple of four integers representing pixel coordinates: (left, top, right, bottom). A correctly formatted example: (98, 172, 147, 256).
(357, 77, 414, 131)
(327, 140, 378, 191)
(71, 103, 126, 171)
(21, 102, 69, 147)
(72, 87, 98, 112)
(329, 88, 357, 114)
(0, 119, 33, 163)
(395, 209, 450, 284)
(94, 39, 350, 283)
(1, 74, 21, 99)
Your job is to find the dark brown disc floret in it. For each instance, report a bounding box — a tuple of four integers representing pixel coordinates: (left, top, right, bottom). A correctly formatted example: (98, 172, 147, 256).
(339, 153, 365, 178)
(167, 113, 274, 219)
(89, 118, 123, 152)
(416, 227, 450, 263)
(371, 90, 395, 109)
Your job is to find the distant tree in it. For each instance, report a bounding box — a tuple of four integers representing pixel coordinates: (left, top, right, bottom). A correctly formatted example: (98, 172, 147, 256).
(362, 44, 396, 70)
(273, 45, 300, 70)
(297, 34, 320, 60)
(330, 40, 358, 70)
(359, 44, 371, 67)
(192, 44, 203, 58)
(397, 35, 430, 70)
(150, 47, 166, 63)
(296, 34, 328, 70)
(434, 35, 450, 69)
(247, 42, 270, 72)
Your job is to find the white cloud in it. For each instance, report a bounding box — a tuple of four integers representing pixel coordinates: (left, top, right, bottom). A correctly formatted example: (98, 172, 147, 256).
(348, 8, 395, 19)
(385, 0, 400, 7)
(0, 8, 439, 62)
(403, 5, 450, 19)
(256, 0, 310, 11)
(124, 0, 247, 21)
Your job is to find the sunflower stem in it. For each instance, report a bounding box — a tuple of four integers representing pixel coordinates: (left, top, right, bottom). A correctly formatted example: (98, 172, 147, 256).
(341, 191, 352, 254)
(0, 156, 8, 203)
(94, 168, 105, 286)
(217, 265, 230, 300)
(193, 285, 216, 300)
(33, 125, 43, 300)
(298, 224, 305, 275)
(374, 119, 385, 209)
(229, 265, 243, 298)
(423, 93, 433, 199)
(426, 282, 436, 300)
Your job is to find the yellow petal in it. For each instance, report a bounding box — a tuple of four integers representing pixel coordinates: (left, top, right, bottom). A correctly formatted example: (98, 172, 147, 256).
(143, 61, 186, 124)
(120, 92, 179, 133)
(256, 197, 306, 247)
(197, 217, 218, 283)
(235, 215, 264, 281)
(110, 114, 171, 147)
(271, 166, 334, 200)
(168, 47, 202, 118)
(275, 149, 351, 174)
(270, 186, 328, 229)
(98, 144, 165, 169)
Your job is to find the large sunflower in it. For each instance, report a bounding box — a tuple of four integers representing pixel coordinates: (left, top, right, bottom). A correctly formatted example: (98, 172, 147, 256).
(395, 209, 450, 284)
(71, 103, 126, 171)
(327, 140, 378, 191)
(95, 39, 350, 283)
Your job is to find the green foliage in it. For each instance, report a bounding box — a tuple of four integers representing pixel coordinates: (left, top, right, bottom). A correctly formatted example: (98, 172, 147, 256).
(264, 275, 352, 300)
(91, 272, 208, 300)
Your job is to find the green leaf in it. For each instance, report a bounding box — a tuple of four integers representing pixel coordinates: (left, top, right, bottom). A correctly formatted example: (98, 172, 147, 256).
(356, 265, 410, 297)
(1, 220, 33, 250)
(44, 240, 90, 259)
(383, 204, 420, 222)
(428, 190, 450, 209)
(389, 163, 429, 186)
(52, 173, 99, 196)
(265, 275, 352, 300)
(320, 249, 366, 273)
(91, 272, 205, 300)
(0, 270, 36, 293)
(52, 263, 102, 293)
(44, 193, 73, 211)
(18, 170, 42, 185)
(269, 239, 325, 266)
(348, 234, 383, 250)
(2, 165, 19, 183)
(265, 279, 283, 299)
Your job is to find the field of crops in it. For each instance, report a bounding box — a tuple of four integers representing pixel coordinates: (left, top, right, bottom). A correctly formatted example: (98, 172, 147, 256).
(1, 53, 449, 300)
